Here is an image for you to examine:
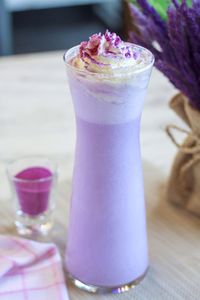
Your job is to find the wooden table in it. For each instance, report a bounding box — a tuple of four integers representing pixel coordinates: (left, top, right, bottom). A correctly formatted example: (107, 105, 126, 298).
(1, 52, 200, 300)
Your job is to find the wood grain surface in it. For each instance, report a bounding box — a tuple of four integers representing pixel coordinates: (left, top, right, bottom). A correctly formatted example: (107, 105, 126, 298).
(0, 52, 200, 300)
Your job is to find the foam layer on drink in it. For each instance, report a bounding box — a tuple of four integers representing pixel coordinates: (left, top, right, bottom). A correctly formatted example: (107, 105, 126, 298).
(64, 31, 154, 124)
(70, 30, 153, 76)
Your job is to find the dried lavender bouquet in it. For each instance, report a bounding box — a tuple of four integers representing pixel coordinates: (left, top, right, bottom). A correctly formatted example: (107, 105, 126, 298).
(129, 0, 200, 110)
(129, 0, 200, 216)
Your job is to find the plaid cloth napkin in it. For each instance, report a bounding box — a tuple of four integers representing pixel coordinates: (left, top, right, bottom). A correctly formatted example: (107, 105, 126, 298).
(0, 235, 69, 300)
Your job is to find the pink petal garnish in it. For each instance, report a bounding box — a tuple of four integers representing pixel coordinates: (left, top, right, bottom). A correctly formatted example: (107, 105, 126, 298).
(79, 30, 138, 69)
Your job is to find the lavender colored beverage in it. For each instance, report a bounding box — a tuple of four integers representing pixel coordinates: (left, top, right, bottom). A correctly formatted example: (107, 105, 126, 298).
(64, 31, 154, 293)
(15, 167, 52, 216)
(8, 157, 57, 236)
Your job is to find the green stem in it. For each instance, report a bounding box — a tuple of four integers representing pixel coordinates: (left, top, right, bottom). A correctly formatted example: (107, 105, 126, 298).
(129, 0, 192, 20)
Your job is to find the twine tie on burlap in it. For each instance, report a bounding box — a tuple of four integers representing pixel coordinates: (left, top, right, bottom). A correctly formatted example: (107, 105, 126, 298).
(166, 93, 200, 215)
(166, 124, 200, 180)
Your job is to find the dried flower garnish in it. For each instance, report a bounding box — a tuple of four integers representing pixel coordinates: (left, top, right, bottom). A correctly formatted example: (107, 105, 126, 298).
(79, 30, 138, 66)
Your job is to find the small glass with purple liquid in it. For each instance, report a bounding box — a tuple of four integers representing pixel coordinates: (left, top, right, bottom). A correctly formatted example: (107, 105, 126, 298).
(7, 157, 57, 236)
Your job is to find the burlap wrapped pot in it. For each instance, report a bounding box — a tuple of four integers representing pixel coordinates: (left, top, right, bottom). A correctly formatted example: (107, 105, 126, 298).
(166, 93, 200, 216)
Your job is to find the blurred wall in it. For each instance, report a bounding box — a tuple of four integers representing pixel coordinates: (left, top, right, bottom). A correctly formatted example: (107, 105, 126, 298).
(0, 0, 123, 56)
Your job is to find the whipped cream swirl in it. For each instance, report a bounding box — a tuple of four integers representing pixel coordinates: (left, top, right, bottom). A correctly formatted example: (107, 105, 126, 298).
(71, 30, 150, 74)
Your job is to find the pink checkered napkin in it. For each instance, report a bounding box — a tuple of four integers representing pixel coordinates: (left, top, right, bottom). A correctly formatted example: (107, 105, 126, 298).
(0, 235, 69, 300)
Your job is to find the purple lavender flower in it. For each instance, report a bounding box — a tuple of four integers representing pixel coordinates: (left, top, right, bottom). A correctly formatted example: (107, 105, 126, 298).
(129, 0, 200, 110)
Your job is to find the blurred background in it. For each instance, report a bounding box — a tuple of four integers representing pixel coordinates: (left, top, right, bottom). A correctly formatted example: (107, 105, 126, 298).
(0, 0, 128, 56)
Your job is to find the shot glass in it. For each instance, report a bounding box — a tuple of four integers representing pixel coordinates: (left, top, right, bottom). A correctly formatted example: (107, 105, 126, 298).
(7, 157, 57, 236)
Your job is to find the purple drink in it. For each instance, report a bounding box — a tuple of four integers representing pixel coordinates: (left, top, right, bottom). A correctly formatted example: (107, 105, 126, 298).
(8, 157, 57, 236)
(15, 167, 52, 216)
(64, 31, 154, 292)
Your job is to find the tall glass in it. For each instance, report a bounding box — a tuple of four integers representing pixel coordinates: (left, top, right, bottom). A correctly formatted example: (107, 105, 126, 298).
(64, 45, 154, 293)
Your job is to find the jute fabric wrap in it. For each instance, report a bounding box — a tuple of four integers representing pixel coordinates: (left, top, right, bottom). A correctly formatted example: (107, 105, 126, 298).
(166, 93, 200, 216)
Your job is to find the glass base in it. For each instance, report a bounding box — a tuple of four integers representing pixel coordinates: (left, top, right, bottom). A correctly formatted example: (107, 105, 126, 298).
(15, 209, 53, 237)
(67, 269, 148, 294)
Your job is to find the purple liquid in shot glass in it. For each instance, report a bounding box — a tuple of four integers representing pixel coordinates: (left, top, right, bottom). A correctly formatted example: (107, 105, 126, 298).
(14, 167, 52, 216)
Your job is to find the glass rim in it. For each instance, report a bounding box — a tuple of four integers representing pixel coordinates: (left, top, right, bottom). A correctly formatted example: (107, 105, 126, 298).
(63, 43, 155, 78)
(7, 156, 57, 183)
